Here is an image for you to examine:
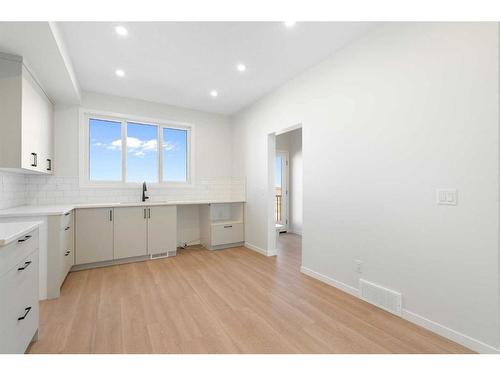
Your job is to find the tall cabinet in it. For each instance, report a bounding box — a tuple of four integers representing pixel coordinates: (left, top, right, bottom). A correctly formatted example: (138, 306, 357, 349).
(0, 53, 54, 174)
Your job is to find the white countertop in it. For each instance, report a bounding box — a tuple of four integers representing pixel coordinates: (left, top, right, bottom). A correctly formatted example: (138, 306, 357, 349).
(0, 200, 245, 218)
(0, 221, 42, 246)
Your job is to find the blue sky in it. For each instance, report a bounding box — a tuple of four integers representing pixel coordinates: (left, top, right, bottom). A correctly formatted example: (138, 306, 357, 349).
(89, 119, 122, 181)
(89, 118, 187, 182)
(275, 155, 282, 188)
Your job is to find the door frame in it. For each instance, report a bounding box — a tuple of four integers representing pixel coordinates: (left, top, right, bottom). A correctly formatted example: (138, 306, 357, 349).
(275, 149, 289, 232)
(267, 123, 302, 255)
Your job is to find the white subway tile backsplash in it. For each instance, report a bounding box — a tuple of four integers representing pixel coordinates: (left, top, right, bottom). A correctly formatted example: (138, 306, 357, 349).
(0, 174, 246, 208)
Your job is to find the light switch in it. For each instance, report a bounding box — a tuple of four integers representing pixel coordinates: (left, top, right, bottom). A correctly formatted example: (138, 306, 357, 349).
(437, 189, 457, 205)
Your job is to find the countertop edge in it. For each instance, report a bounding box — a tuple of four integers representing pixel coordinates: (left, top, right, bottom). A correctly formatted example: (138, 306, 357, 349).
(0, 200, 246, 218)
(0, 221, 42, 246)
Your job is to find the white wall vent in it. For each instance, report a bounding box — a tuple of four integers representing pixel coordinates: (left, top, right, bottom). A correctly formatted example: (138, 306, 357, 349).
(150, 250, 177, 260)
(359, 279, 402, 316)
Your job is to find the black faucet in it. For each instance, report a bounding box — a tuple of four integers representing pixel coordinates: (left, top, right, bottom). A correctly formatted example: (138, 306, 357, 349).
(142, 182, 149, 202)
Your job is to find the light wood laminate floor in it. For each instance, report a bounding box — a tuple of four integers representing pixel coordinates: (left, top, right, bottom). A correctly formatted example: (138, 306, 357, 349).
(28, 233, 472, 354)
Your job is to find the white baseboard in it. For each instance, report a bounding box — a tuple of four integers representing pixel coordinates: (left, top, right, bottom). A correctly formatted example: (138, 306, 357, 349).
(300, 266, 499, 354)
(244, 242, 276, 257)
(401, 309, 500, 354)
(300, 266, 359, 297)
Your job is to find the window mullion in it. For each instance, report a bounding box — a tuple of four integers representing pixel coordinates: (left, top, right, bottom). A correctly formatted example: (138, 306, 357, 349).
(158, 124, 163, 183)
(122, 121, 127, 183)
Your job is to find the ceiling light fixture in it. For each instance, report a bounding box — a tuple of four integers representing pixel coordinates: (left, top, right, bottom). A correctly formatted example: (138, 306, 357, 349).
(210, 90, 218, 97)
(237, 63, 247, 72)
(284, 21, 296, 27)
(115, 69, 125, 77)
(115, 25, 128, 37)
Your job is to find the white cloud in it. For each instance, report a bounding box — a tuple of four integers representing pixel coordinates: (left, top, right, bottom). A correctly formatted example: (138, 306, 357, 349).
(163, 141, 177, 151)
(104, 137, 175, 155)
(142, 139, 158, 151)
(107, 139, 122, 150)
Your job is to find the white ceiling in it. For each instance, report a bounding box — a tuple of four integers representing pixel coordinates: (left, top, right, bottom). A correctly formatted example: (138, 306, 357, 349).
(58, 22, 375, 114)
(0, 22, 81, 104)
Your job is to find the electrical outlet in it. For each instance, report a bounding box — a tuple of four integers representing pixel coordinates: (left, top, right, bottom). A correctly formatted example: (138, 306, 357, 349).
(355, 260, 363, 274)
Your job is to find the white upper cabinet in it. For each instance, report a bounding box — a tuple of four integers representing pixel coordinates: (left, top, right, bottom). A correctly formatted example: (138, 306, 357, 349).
(0, 53, 54, 174)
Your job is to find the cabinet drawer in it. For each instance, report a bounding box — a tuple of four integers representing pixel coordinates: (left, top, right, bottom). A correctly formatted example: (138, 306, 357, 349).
(0, 230, 38, 278)
(211, 223, 244, 246)
(0, 250, 38, 353)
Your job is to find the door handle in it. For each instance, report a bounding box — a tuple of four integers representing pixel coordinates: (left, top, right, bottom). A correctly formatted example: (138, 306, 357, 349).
(65, 226, 70, 231)
(144, 208, 147, 219)
(17, 260, 32, 271)
(30, 153, 37, 167)
(109, 209, 113, 221)
(148, 208, 151, 219)
(65, 250, 71, 256)
(18, 307, 32, 321)
(46, 158, 52, 171)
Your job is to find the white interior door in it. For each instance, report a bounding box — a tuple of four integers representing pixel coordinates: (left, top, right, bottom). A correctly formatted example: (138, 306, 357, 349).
(275, 150, 289, 232)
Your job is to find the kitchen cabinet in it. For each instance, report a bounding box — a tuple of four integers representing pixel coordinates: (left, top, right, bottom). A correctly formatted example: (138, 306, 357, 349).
(147, 205, 177, 256)
(46, 210, 74, 299)
(200, 202, 245, 250)
(113, 206, 148, 259)
(0, 227, 39, 353)
(0, 53, 54, 174)
(75, 208, 113, 265)
(75, 205, 178, 268)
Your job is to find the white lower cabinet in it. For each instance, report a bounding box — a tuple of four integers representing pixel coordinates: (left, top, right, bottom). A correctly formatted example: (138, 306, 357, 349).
(211, 222, 244, 246)
(147, 205, 177, 256)
(75, 208, 114, 265)
(200, 203, 245, 250)
(0, 228, 39, 353)
(113, 207, 148, 259)
(75, 205, 177, 267)
(46, 211, 74, 299)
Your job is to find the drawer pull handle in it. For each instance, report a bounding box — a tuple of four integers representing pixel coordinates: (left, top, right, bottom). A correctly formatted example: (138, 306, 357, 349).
(64, 212, 70, 216)
(18, 307, 32, 321)
(224, 225, 233, 228)
(65, 226, 70, 231)
(17, 235, 32, 243)
(31, 153, 37, 167)
(65, 250, 71, 256)
(17, 261, 32, 271)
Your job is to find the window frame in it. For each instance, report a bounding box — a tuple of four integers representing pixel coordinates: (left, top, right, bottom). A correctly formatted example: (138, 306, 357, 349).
(79, 109, 194, 188)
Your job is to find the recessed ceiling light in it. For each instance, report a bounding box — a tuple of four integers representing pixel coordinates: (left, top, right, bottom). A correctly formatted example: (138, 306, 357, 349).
(115, 25, 128, 37)
(236, 63, 247, 72)
(210, 90, 218, 97)
(284, 21, 296, 27)
(115, 69, 125, 77)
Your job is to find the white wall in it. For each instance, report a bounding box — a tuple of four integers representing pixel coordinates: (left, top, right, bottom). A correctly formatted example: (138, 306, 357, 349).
(276, 128, 303, 234)
(231, 23, 500, 352)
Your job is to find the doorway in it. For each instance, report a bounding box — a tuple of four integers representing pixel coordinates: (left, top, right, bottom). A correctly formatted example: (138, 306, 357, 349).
(275, 150, 289, 232)
(269, 126, 302, 255)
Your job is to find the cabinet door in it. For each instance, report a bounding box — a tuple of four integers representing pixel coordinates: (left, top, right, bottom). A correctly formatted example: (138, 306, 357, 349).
(21, 67, 54, 173)
(114, 207, 148, 260)
(147, 205, 177, 255)
(75, 208, 113, 265)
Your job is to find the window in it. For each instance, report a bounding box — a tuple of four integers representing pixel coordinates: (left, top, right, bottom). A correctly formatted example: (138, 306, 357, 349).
(85, 113, 192, 184)
(89, 118, 122, 181)
(162, 127, 187, 182)
(127, 122, 158, 183)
